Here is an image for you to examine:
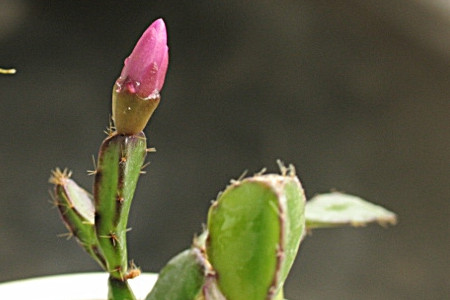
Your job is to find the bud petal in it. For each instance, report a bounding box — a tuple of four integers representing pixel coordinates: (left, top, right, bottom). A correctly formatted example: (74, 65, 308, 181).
(117, 18, 169, 98)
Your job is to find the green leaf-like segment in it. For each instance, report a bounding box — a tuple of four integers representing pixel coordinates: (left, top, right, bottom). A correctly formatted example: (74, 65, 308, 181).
(206, 173, 306, 300)
(305, 192, 397, 229)
(108, 275, 137, 300)
(94, 132, 147, 280)
(146, 248, 207, 300)
(50, 169, 106, 269)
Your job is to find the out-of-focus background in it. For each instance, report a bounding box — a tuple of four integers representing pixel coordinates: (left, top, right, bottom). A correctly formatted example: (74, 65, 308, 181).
(0, 1, 448, 299)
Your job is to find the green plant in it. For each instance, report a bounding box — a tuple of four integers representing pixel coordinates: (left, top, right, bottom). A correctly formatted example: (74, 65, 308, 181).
(49, 18, 396, 300)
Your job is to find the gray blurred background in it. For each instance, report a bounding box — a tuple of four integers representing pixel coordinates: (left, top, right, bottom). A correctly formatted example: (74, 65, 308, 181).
(0, 1, 449, 299)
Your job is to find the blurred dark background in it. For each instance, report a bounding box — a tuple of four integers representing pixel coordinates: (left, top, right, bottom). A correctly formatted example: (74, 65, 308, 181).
(0, 1, 448, 299)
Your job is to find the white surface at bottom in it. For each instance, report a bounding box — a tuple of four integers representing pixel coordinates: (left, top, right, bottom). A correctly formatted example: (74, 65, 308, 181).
(0, 272, 158, 300)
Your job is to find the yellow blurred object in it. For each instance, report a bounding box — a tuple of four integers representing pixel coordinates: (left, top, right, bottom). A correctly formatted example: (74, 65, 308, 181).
(0, 68, 16, 74)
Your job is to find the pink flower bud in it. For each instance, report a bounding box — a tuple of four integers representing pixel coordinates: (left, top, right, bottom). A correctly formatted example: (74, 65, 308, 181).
(116, 18, 169, 99)
(112, 19, 169, 135)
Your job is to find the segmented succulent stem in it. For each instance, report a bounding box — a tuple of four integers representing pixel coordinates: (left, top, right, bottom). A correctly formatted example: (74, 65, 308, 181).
(206, 167, 306, 300)
(145, 247, 208, 300)
(50, 168, 106, 269)
(108, 275, 137, 300)
(94, 132, 147, 280)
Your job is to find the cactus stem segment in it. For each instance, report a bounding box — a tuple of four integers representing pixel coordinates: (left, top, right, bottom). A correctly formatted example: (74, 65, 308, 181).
(50, 168, 107, 269)
(94, 132, 147, 280)
(206, 171, 306, 300)
(108, 275, 136, 300)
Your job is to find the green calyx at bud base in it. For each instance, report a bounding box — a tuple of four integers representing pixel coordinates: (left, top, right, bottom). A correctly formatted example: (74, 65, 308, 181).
(112, 86, 160, 135)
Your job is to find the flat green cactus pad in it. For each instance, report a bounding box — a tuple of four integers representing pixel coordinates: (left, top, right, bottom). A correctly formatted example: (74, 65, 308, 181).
(146, 248, 206, 300)
(207, 173, 306, 300)
(94, 132, 147, 279)
(305, 192, 397, 229)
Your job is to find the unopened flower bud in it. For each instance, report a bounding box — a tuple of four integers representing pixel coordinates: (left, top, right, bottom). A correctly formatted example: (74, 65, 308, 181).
(112, 18, 169, 135)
